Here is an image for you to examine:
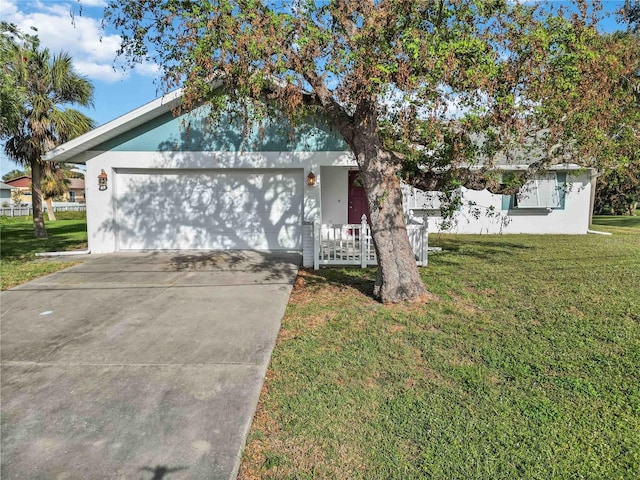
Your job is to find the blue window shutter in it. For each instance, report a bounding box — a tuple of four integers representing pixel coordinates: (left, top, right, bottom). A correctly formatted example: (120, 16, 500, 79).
(556, 172, 567, 210)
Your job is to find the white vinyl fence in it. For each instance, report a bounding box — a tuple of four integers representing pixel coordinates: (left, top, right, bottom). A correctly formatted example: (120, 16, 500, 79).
(0, 204, 86, 217)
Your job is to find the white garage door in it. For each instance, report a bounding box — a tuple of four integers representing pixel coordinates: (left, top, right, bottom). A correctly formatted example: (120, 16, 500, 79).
(115, 169, 303, 251)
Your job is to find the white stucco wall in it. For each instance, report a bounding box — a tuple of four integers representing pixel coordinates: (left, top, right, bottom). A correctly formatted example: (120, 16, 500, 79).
(84, 149, 593, 267)
(84, 150, 357, 268)
(314, 167, 593, 235)
(417, 170, 593, 234)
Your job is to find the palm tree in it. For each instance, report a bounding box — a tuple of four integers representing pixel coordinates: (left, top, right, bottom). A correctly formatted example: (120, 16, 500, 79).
(0, 22, 28, 138)
(4, 45, 94, 238)
(41, 166, 70, 221)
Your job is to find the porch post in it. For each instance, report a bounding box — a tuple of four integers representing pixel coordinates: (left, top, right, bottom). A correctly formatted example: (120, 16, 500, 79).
(360, 214, 367, 269)
(422, 218, 429, 266)
(313, 221, 320, 270)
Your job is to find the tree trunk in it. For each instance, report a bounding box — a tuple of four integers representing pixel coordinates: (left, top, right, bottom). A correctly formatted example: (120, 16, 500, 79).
(351, 133, 429, 304)
(30, 160, 48, 238)
(45, 197, 57, 221)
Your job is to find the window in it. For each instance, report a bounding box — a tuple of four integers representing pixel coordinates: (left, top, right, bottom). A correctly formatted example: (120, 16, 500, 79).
(69, 191, 76, 202)
(401, 183, 463, 214)
(403, 186, 442, 210)
(502, 172, 567, 210)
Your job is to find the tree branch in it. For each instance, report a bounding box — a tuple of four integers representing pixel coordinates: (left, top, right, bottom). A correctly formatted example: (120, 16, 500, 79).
(408, 167, 515, 194)
(302, 70, 354, 142)
(332, 0, 359, 39)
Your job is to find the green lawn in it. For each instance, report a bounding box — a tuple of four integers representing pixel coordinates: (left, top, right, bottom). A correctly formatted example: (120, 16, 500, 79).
(240, 223, 640, 478)
(1, 212, 88, 290)
(592, 212, 640, 233)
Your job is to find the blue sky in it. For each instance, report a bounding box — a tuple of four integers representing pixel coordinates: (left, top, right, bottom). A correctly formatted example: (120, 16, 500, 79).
(0, 0, 631, 174)
(1, 0, 162, 174)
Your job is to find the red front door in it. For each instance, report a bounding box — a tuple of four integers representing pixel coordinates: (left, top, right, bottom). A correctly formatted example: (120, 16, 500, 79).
(348, 171, 370, 224)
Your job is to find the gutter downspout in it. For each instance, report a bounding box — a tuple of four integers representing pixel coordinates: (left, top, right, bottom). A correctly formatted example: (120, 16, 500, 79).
(588, 169, 599, 227)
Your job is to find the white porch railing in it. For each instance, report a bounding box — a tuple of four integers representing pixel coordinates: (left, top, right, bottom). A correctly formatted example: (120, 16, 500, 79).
(313, 214, 428, 269)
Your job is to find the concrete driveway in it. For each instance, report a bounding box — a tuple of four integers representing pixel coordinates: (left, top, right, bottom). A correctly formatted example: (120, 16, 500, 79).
(1, 251, 300, 479)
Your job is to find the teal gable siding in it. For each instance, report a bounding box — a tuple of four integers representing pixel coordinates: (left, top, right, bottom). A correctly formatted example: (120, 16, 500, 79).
(95, 104, 348, 152)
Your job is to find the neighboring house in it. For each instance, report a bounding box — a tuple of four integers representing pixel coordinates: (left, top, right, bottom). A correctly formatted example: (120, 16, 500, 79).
(4, 175, 32, 203)
(2, 175, 85, 203)
(44, 90, 595, 267)
(0, 182, 17, 205)
(66, 178, 86, 203)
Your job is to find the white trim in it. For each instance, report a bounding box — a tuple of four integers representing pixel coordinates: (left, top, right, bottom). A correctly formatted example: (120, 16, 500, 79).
(492, 163, 589, 172)
(43, 89, 187, 163)
(419, 163, 591, 173)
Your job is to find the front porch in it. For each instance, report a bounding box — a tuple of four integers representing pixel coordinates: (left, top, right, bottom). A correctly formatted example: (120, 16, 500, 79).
(306, 166, 428, 269)
(310, 215, 428, 269)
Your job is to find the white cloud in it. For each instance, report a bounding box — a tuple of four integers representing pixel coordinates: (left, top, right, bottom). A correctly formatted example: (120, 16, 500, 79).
(2, 0, 157, 83)
(74, 61, 129, 82)
(0, 0, 18, 16)
(77, 0, 107, 6)
(132, 62, 161, 76)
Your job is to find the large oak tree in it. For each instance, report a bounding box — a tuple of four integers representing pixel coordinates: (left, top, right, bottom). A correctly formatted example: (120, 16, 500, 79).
(103, 0, 639, 303)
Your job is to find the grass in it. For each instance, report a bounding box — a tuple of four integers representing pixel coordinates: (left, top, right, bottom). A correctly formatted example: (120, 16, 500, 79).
(1, 211, 88, 290)
(2, 211, 638, 476)
(240, 221, 640, 479)
(592, 211, 640, 233)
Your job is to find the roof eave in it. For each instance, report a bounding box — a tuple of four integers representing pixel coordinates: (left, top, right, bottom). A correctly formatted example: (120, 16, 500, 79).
(44, 88, 185, 163)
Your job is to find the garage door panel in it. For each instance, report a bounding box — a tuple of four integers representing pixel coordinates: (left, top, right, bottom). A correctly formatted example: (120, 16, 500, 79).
(115, 170, 302, 250)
